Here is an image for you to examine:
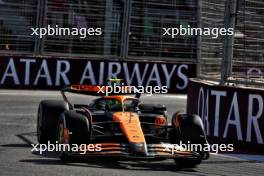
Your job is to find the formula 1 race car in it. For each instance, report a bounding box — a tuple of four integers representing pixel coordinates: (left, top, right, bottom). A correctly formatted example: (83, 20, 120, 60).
(37, 85, 209, 167)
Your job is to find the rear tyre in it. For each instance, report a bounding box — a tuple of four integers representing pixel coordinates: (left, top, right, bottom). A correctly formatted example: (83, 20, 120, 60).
(171, 113, 208, 168)
(37, 100, 69, 144)
(57, 110, 91, 161)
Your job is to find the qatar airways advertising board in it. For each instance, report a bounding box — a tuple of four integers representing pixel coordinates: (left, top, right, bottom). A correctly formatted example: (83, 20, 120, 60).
(0, 57, 196, 93)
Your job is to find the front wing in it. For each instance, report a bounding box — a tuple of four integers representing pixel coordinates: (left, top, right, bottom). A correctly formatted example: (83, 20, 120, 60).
(69, 143, 205, 159)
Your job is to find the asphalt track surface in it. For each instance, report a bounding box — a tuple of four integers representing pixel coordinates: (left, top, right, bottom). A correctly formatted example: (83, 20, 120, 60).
(0, 90, 263, 176)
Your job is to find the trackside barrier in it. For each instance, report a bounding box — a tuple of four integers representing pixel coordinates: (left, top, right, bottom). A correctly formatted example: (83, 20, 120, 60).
(0, 56, 196, 93)
(187, 78, 264, 154)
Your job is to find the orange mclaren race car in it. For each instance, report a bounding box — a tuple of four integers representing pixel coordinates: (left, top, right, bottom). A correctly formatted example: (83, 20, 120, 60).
(37, 85, 209, 167)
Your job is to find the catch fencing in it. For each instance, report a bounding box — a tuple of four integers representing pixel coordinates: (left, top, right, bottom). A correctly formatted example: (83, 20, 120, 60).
(1, 0, 263, 88)
(199, 0, 264, 87)
(0, 0, 197, 62)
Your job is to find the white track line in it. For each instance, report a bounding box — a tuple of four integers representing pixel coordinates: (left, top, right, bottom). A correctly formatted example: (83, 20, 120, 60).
(0, 91, 60, 96)
(211, 153, 264, 162)
(0, 113, 35, 116)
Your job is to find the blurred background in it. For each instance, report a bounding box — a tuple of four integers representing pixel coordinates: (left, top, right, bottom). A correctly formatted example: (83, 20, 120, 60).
(0, 0, 263, 87)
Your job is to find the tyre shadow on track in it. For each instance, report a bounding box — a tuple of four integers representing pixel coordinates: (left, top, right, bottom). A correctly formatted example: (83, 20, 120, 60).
(1, 132, 36, 148)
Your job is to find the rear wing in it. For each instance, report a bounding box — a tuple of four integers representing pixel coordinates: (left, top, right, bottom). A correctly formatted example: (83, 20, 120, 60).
(62, 85, 105, 96)
(62, 85, 140, 97)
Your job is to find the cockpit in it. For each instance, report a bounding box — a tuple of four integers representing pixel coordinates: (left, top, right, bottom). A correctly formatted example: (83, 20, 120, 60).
(89, 96, 139, 112)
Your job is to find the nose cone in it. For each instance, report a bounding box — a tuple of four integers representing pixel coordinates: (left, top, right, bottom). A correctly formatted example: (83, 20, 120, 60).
(112, 112, 148, 155)
(112, 112, 146, 143)
(129, 142, 148, 155)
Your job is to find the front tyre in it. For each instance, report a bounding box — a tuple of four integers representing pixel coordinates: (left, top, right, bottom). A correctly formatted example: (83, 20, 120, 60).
(57, 110, 91, 161)
(171, 113, 209, 168)
(37, 100, 69, 144)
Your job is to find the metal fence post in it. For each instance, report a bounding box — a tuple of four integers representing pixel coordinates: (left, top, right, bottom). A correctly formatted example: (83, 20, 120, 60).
(120, 0, 132, 60)
(197, 0, 202, 78)
(39, 0, 48, 56)
(104, 0, 113, 56)
(33, 0, 42, 56)
(221, 0, 237, 85)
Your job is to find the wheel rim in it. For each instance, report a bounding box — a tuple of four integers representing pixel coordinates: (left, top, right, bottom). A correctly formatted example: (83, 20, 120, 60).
(58, 123, 64, 144)
(57, 122, 66, 157)
(37, 108, 42, 141)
